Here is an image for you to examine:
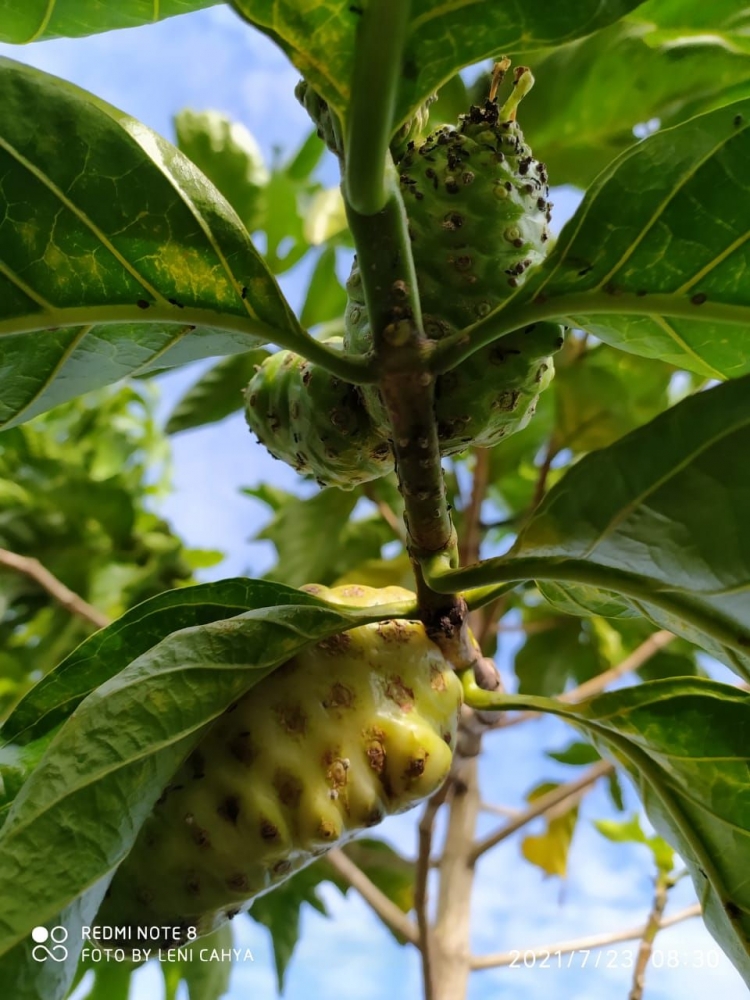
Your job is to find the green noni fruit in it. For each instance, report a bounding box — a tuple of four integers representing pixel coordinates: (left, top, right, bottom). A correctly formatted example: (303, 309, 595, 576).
(96, 585, 463, 945)
(344, 64, 565, 453)
(243, 341, 391, 489)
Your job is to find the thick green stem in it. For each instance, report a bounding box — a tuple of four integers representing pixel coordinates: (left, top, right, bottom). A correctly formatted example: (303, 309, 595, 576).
(346, 180, 459, 613)
(345, 0, 412, 214)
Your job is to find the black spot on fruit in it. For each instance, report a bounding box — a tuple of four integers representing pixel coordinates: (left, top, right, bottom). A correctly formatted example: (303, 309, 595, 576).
(323, 681, 355, 708)
(226, 872, 249, 892)
(192, 827, 211, 849)
(274, 770, 303, 809)
(405, 755, 428, 779)
(217, 796, 241, 825)
(260, 818, 280, 842)
(189, 751, 205, 780)
(228, 732, 255, 766)
(275, 703, 307, 734)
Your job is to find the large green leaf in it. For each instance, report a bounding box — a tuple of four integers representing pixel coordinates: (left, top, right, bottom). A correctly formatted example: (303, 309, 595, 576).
(631, 0, 750, 53)
(463, 677, 750, 986)
(512, 18, 750, 188)
(0, 0, 219, 43)
(460, 376, 750, 681)
(173, 109, 269, 233)
(0, 58, 299, 428)
(0, 588, 398, 1000)
(230, 0, 648, 129)
(1, 579, 324, 748)
(514, 618, 605, 697)
(510, 98, 750, 378)
(553, 343, 673, 453)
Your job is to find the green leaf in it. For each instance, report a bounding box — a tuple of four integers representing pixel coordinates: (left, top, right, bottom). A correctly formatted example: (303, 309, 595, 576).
(595, 813, 675, 874)
(176, 923, 234, 1000)
(514, 619, 605, 697)
(285, 129, 326, 183)
(299, 248, 347, 329)
(490, 375, 750, 682)
(0, 58, 299, 428)
(1, 579, 329, 748)
(75, 960, 135, 1000)
(547, 741, 602, 766)
(339, 838, 415, 919)
(513, 18, 750, 188)
(515, 99, 750, 379)
(303, 189, 349, 248)
(553, 343, 673, 453)
(463, 677, 750, 986)
(0, 0, 219, 43)
(630, 0, 750, 53)
(0, 587, 397, 998)
(249, 861, 328, 991)
(174, 109, 269, 232)
(231, 0, 648, 129)
(165, 350, 268, 434)
(260, 169, 312, 274)
(248, 487, 392, 589)
(249, 836, 414, 990)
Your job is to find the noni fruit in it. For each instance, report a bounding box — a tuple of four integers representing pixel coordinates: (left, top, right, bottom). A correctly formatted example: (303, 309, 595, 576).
(96, 585, 463, 945)
(344, 64, 564, 453)
(243, 342, 391, 489)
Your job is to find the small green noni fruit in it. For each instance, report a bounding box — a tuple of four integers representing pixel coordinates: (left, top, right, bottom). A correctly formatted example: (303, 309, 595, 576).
(96, 585, 463, 945)
(344, 64, 564, 453)
(243, 341, 391, 489)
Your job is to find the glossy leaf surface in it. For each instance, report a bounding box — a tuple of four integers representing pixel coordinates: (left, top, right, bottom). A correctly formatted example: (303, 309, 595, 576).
(0, 0, 218, 43)
(0, 59, 298, 428)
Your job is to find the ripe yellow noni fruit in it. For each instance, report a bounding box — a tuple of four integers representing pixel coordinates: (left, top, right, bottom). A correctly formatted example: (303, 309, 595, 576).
(97, 585, 463, 944)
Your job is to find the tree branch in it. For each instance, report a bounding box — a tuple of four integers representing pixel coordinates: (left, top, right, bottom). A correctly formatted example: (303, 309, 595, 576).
(0, 547, 109, 630)
(470, 903, 701, 970)
(363, 484, 406, 542)
(431, 754, 481, 1000)
(415, 780, 451, 1000)
(629, 874, 670, 1000)
(459, 449, 490, 567)
(326, 847, 420, 947)
(470, 760, 613, 863)
(529, 440, 557, 512)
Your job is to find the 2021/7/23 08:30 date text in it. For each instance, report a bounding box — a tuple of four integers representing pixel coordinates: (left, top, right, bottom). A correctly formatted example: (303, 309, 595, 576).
(507, 949, 723, 970)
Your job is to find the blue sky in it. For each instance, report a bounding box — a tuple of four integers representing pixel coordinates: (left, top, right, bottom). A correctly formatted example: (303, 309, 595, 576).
(1, 6, 745, 999)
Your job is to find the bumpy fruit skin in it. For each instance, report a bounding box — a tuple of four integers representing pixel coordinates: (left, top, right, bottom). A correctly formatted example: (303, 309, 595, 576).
(344, 97, 564, 454)
(294, 79, 341, 157)
(346, 263, 563, 455)
(96, 585, 463, 945)
(399, 99, 553, 331)
(243, 342, 391, 489)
